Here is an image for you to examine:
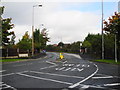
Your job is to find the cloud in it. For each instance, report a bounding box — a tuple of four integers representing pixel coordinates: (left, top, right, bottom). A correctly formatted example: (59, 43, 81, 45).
(2, 2, 101, 44)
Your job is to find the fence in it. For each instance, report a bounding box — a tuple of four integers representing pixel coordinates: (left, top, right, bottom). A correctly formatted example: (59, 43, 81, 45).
(1, 48, 30, 58)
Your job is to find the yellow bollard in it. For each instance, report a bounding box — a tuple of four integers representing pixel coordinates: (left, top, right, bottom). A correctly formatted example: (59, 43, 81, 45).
(60, 53, 64, 60)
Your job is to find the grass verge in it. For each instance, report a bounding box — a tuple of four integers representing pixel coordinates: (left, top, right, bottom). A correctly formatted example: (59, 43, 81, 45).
(0, 59, 25, 62)
(92, 59, 120, 65)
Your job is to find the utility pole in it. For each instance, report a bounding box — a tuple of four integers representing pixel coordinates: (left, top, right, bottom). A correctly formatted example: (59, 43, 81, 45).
(115, 34, 117, 62)
(101, 0, 104, 60)
(32, 5, 42, 56)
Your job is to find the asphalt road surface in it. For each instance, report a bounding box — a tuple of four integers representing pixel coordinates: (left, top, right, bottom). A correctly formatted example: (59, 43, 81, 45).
(1, 52, 120, 90)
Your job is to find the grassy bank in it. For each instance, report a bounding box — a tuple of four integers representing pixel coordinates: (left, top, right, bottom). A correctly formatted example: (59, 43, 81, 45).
(0, 59, 25, 62)
(92, 59, 120, 65)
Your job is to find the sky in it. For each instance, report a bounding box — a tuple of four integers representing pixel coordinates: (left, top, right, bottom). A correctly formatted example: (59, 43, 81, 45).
(1, 0, 119, 45)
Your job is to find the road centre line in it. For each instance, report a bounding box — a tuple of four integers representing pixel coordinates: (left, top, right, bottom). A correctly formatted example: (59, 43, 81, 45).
(17, 73, 73, 85)
(103, 83, 120, 86)
(69, 63, 99, 88)
(30, 71, 84, 79)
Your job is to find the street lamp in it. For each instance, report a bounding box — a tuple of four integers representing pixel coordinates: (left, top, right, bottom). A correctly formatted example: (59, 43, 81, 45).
(32, 4, 42, 56)
(101, 0, 104, 60)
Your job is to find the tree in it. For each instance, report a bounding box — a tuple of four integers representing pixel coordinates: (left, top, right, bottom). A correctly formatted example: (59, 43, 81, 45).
(17, 31, 32, 50)
(1, 6, 15, 47)
(33, 28, 50, 52)
(103, 12, 120, 46)
(103, 12, 120, 60)
(10, 33, 16, 45)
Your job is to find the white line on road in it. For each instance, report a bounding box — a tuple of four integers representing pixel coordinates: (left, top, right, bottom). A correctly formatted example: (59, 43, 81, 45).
(71, 68, 76, 71)
(81, 85, 89, 89)
(0, 71, 29, 77)
(92, 76, 114, 79)
(77, 68, 84, 72)
(103, 83, 120, 86)
(0, 73, 15, 77)
(96, 74, 120, 78)
(59, 67, 66, 70)
(40, 65, 57, 70)
(17, 73, 73, 85)
(69, 64, 99, 88)
(63, 61, 67, 64)
(0, 70, 6, 72)
(30, 71, 84, 79)
(63, 68, 71, 71)
(46, 61, 57, 65)
(76, 64, 80, 67)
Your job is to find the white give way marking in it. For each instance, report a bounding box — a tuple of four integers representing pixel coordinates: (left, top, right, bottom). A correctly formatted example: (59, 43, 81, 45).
(55, 67, 84, 72)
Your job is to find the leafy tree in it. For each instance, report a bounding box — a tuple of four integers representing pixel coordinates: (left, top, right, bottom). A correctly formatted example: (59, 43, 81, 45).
(34, 28, 49, 52)
(0, 6, 15, 47)
(103, 12, 120, 60)
(17, 31, 32, 50)
(10, 33, 16, 45)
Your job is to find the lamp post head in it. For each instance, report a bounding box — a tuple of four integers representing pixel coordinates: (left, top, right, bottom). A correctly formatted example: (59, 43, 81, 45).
(33, 5, 42, 7)
(38, 5, 42, 7)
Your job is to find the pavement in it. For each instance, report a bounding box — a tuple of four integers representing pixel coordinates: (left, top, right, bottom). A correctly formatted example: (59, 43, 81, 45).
(1, 52, 120, 90)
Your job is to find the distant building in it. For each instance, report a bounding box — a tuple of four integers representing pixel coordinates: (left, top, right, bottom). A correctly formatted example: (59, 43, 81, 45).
(53, 44, 58, 47)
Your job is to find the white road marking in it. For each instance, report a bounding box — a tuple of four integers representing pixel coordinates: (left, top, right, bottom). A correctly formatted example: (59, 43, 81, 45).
(96, 74, 120, 78)
(0, 73, 15, 77)
(63, 61, 67, 64)
(69, 64, 99, 88)
(17, 73, 73, 85)
(63, 64, 69, 66)
(81, 85, 89, 89)
(59, 67, 66, 70)
(92, 76, 114, 79)
(77, 68, 84, 72)
(30, 71, 84, 79)
(82, 65, 85, 67)
(40, 65, 57, 70)
(63, 68, 71, 71)
(104, 83, 120, 86)
(71, 68, 76, 71)
(76, 64, 80, 67)
(1, 82, 16, 90)
(46, 61, 57, 65)
(0, 70, 6, 72)
(80, 84, 105, 89)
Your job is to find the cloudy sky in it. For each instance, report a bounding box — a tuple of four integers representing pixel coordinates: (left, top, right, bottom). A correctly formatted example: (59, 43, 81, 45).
(1, 0, 118, 44)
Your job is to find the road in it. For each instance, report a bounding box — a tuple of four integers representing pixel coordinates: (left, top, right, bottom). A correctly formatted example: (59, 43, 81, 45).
(1, 52, 120, 90)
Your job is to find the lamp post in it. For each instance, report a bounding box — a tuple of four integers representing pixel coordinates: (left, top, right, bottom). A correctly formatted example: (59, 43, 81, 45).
(101, 0, 104, 60)
(32, 5, 42, 56)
